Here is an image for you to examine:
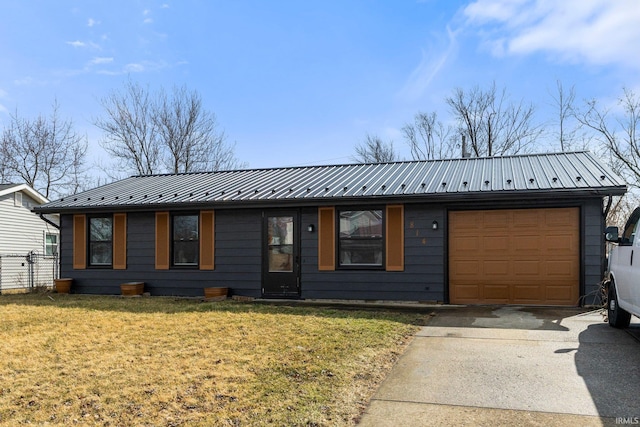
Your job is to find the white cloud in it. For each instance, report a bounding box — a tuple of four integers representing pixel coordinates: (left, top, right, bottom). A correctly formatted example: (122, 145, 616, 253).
(66, 40, 101, 49)
(94, 60, 168, 76)
(463, 0, 640, 69)
(66, 40, 86, 48)
(124, 63, 145, 73)
(87, 18, 100, 27)
(13, 77, 47, 86)
(161, 4, 170, 8)
(142, 9, 153, 24)
(0, 89, 7, 115)
(398, 26, 459, 101)
(89, 57, 113, 65)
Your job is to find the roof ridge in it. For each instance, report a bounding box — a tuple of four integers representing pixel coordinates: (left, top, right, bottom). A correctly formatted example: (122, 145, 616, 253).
(131, 151, 591, 178)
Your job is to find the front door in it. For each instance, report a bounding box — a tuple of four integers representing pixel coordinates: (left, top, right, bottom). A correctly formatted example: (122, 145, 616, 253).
(262, 212, 300, 298)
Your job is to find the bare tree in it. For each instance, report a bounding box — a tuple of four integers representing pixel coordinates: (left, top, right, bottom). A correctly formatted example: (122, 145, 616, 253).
(547, 80, 592, 152)
(352, 134, 398, 163)
(155, 85, 245, 173)
(574, 88, 640, 226)
(549, 80, 576, 152)
(95, 79, 243, 176)
(1, 101, 87, 199)
(446, 82, 541, 157)
(575, 88, 640, 186)
(0, 136, 10, 183)
(402, 111, 456, 160)
(94, 79, 161, 175)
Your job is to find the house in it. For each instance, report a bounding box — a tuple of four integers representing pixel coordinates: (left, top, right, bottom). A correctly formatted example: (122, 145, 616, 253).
(0, 184, 59, 291)
(34, 151, 626, 306)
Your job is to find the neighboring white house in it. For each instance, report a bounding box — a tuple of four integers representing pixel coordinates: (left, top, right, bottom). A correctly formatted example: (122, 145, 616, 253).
(0, 184, 59, 291)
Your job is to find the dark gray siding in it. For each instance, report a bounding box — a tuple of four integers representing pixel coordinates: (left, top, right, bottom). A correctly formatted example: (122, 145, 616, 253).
(300, 205, 446, 301)
(582, 198, 605, 305)
(59, 198, 607, 306)
(60, 210, 263, 297)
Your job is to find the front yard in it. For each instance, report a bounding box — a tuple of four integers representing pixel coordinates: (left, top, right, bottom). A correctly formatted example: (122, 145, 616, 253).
(0, 295, 424, 426)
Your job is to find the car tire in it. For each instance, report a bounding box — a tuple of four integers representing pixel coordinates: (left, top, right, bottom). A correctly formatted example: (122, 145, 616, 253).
(608, 281, 632, 329)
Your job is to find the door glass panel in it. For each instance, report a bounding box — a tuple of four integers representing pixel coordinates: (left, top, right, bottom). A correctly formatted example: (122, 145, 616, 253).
(268, 216, 294, 272)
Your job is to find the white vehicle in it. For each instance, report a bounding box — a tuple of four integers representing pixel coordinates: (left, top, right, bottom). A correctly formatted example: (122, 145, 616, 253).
(605, 207, 640, 328)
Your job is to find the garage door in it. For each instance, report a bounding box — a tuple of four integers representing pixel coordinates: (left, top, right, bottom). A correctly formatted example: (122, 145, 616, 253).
(449, 208, 580, 306)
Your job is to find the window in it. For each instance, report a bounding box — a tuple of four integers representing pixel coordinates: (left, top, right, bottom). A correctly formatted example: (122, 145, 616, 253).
(267, 216, 294, 272)
(89, 216, 113, 266)
(338, 209, 383, 267)
(621, 208, 640, 246)
(45, 233, 58, 256)
(172, 214, 199, 266)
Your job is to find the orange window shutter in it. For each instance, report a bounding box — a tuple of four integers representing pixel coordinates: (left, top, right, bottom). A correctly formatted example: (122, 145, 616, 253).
(73, 214, 86, 270)
(200, 210, 215, 270)
(155, 212, 170, 270)
(113, 213, 127, 270)
(318, 207, 335, 271)
(386, 205, 404, 271)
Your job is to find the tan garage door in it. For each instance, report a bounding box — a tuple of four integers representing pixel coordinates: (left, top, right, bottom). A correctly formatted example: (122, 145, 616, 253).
(449, 208, 580, 306)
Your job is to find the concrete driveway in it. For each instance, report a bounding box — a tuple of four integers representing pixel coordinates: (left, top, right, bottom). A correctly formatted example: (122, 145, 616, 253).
(359, 306, 640, 426)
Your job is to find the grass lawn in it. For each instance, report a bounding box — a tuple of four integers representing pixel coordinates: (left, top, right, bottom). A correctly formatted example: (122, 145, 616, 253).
(0, 294, 425, 426)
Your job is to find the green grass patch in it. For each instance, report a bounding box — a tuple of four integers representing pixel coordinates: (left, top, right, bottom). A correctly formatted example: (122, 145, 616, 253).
(0, 294, 425, 426)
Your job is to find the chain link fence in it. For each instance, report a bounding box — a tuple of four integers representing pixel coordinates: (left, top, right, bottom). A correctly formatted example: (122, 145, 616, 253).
(0, 252, 59, 293)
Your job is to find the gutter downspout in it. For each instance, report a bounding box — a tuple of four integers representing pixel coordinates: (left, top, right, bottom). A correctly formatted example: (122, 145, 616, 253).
(39, 213, 60, 230)
(603, 195, 613, 219)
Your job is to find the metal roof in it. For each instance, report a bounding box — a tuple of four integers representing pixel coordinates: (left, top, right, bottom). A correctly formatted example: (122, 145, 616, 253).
(35, 151, 627, 213)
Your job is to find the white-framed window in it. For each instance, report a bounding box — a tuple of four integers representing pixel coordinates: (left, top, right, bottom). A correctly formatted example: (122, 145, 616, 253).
(14, 192, 22, 207)
(45, 232, 58, 256)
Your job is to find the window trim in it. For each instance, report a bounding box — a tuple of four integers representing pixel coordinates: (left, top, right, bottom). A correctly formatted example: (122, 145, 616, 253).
(336, 207, 385, 270)
(44, 232, 59, 257)
(171, 212, 200, 269)
(87, 214, 113, 268)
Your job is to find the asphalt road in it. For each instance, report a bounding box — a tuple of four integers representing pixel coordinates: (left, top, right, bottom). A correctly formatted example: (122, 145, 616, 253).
(359, 306, 640, 426)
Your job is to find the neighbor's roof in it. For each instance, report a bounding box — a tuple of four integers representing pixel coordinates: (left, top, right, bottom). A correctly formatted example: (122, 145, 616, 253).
(0, 183, 49, 205)
(35, 151, 626, 213)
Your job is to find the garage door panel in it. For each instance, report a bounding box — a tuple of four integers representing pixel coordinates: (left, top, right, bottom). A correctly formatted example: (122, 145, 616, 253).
(512, 210, 541, 227)
(453, 285, 481, 301)
(484, 284, 511, 300)
(449, 208, 579, 306)
(513, 260, 541, 276)
(483, 211, 509, 227)
(452, 260, 481, 276)
(513, 235, 542, 252)
(546, 286, 576, 303)
(450, 211, 481, 229)
(484, 260, 509, 276)
(545, 208, 578, 226)
(513, 285, 543, 301)
(483, 235, 509, 251)
(546, 260, 578, 277)
(545, 236, 577, 251)
(452, 236, 480, 252)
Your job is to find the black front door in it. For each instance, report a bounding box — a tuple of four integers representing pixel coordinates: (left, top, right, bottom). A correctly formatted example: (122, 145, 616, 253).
(262, 211, 300, 298)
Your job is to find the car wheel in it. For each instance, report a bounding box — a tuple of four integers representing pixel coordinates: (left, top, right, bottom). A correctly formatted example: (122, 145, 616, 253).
(608, 281, 631, 329)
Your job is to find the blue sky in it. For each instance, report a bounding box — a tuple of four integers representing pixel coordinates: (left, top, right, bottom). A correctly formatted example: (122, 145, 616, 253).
(1, 0, 639, 172)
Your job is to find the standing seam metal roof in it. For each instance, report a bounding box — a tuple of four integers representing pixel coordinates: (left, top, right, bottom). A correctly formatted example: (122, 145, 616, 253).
(35, 151, 626, 212)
